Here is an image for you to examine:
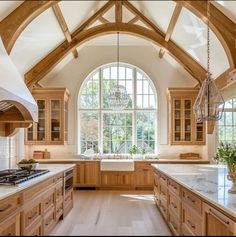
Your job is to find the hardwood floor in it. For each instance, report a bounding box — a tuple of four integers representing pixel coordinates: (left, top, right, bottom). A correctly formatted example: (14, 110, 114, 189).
(50, 190, 172, 236)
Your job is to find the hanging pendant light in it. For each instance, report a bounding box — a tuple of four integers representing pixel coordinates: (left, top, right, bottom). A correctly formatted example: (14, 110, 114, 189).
(193, 0, 225, 123)
(108, 32, 129, 111)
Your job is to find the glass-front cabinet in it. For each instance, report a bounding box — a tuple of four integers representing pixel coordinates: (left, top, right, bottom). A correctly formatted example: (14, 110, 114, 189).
(25, 88, 70, 145)
(168, 88, 205, 145)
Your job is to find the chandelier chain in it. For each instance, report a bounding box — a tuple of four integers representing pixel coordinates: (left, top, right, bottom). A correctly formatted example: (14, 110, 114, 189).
(207, 0, 210, 76)
(117, 32, 120, 86)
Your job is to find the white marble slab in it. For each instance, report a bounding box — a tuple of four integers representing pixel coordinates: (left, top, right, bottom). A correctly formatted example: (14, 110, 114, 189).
(0, 164, 75, 201)
(152, 164, 236, 219)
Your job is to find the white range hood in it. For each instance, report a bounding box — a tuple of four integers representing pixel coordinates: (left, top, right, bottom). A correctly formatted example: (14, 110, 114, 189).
(0, 37, 38, 123)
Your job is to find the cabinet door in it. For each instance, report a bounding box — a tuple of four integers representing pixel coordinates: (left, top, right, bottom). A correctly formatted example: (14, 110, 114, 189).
(84, 162, 100, 186)
(0, 213, 20, 236)
(101, 172, 118, 186)
(117, 172, 134, 187)
(204, 204, 235, 236)
(50, 99, 62, 142)
(173, 98, 182, 143)
(136, 168, 153, 187)
(183, 99, 193, 143)
(75, 163, 85, 185)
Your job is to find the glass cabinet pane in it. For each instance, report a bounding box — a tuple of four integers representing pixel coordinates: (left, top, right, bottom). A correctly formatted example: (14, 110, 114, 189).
(184, 99, 192, 142)
(196, 122, 204, 141)
(27, 123, 34, 141)
(36, 100, 46, 141)
(65, 101, 68, 141)
(174, 99, 182, 141)
(51, 100, 61, 142)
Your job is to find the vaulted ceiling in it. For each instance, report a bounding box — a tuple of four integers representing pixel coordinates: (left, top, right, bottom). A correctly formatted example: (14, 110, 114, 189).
(0, 1, 235, 89)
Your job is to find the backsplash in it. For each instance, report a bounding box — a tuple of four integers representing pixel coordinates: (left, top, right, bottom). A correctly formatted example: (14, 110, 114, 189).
(0, 136, 17, 170)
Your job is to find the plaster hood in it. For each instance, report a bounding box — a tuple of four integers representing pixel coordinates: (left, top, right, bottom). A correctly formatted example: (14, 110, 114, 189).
(0, 38, 38, 136)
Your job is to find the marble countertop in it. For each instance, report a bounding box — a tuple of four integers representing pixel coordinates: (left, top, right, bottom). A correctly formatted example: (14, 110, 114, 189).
(152, 164, 236, 219)
(0, 164, 75, 201)
(36, 158, 209, 163)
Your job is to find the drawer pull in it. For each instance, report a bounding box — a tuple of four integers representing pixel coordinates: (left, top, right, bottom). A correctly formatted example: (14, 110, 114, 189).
(187, 196, 196, 203)
(28, 212, 38, 220)
(171, 202, 177, 209)
(0, 204, 12, 212)
(187, 219, 195, 229)
(209, 208, 230, 225)
(143, 169, 149, 171)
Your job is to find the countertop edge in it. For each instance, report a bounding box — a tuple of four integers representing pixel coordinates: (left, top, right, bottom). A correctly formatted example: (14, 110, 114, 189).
(152, 164, 236, 220)
(0, 164, 75, 201)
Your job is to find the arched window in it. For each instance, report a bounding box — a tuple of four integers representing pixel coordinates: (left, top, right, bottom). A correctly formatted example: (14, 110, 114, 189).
(78, 63, 157, 154)
(217, 98, 236, 145)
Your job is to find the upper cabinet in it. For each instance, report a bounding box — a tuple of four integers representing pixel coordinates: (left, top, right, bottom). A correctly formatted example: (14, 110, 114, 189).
(168, 88, 205, 145)
(25, 88, 69, 145)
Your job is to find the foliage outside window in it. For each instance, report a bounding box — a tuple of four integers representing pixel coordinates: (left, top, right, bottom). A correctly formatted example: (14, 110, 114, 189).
(78, 63, 157, 154)
(218, 98, 236, 145)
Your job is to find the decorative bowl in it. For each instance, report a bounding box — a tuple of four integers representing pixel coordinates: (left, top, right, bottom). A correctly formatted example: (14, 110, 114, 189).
(17, 163, 39, 171)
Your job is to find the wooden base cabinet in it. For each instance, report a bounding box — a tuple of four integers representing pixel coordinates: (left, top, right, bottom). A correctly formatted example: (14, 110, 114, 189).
(74, 162, 100, 187)
(204, 203, 236, 236)
(153, 169, 236, 236)
(135, 162, 154, 188)
(101, 172, 134, 189)
(0, 213, 20, 236)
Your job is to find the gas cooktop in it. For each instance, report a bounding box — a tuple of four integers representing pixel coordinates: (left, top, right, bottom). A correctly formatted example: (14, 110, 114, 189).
(0, 169, 50, 186)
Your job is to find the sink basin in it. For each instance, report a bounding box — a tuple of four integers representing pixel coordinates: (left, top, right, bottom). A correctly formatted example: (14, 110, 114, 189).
(100, 159, 134, 171)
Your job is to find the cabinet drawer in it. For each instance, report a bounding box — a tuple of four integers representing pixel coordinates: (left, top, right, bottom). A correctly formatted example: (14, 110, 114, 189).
(182, 189, 202, 215)
(24, 221, 42, 236)
(64, 190, 73, 217)
(56, 200, 63, 221)
(43, 188, 55, 214)
(43, 208, 56, 236)
(55, 183, 64, 202)
(23, 178, 54, 202)
(182, 203, 203, 236)
(154, 186, 160, 206)
(0, 194, 22, 221)
(159, 198, 168, 221)
(23, 201, 42, 231)
(160, 182, 168, 202)
(168, 179, 180, 196)
(54, 173, 63, 184)
(160, 173, 168, 185)
(153, 172, 159, 187)
(168, 212, 181, 236)
(0, 213, 20, 236)
(168, 190, 181, 218)
(182, 223, 194, 236)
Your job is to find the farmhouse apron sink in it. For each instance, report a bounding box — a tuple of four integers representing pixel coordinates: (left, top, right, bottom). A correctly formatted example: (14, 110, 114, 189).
(100, 159, 135, 171)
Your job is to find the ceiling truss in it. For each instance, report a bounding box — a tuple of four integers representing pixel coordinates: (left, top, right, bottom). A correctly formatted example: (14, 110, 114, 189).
(0, 0, 235, 90)
(52, 4, 78, 58)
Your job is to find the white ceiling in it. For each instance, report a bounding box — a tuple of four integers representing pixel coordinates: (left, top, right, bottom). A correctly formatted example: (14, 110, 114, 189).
(0, 0, 235, 79)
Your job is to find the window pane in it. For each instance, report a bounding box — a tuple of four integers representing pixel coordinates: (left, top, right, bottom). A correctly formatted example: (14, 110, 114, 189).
(80, 75, 99, 109)
(137, 112, 156, 154)
(80, 113, 99, 154)
(103, 113, 132, 154)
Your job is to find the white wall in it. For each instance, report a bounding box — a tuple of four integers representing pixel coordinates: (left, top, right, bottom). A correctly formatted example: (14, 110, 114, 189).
(25, 45, 207, 159)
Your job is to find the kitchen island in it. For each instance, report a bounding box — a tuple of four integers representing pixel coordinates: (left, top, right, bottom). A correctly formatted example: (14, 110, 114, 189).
(152, 164, 236, 236)
(0, 164, 75, 236)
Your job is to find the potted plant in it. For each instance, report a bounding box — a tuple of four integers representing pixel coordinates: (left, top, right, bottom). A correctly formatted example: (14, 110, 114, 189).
(214, 142, 236, 193)
(129, 145, 146, 159)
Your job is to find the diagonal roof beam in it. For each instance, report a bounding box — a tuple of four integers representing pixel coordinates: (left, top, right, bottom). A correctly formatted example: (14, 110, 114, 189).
(52, 4, 78, 58)
(159, 3, 182, 58)
(24, 22, 206, 88)
(0, 1, 58, 54)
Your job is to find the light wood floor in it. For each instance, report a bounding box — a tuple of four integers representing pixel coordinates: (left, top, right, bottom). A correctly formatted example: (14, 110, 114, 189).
(50, 190, 172, 236)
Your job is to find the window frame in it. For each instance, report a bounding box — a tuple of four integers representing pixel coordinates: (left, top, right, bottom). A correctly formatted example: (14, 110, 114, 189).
(78, 63, 157, 155)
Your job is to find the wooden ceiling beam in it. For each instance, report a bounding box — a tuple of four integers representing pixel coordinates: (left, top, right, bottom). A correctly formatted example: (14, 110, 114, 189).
(115, 1, 123, 23)
(99, 16, 110, 24)
(52, 4, 78, 58)
(177, 0, 236, 70)
(159, 3, 182, 58)
(0, 1, 58, 54)
(24, 22, 206, 88)
(128, 16, 139, 25)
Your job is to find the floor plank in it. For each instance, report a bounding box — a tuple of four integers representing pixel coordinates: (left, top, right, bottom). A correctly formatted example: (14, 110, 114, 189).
(50, 190, 172, 236)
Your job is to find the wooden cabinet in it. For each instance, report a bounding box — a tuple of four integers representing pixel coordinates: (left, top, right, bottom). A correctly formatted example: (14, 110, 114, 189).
(101, 172, 134, 189)
(204, 203, 236, 236)
(74, 161, 100, 187)
(25, 88, 70, 145)
(135, 162, 154, 188)
(168, 88, 205, 145)
(0, 213, 20, 236)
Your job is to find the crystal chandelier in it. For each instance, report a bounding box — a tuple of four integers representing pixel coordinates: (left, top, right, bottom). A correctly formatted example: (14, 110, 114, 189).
(108, 32, 129, 111)
(193, 0, 225, 123)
